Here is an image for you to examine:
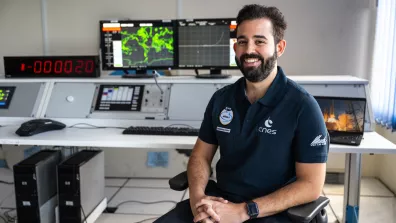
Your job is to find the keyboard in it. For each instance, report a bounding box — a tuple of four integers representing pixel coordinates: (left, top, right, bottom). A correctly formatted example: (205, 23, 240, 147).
(330, 135, 363, 146)
(122, 126, 200, 136)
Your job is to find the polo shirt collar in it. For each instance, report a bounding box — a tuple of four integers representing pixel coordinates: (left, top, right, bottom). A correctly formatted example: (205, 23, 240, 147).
(239, 66, 288, 107)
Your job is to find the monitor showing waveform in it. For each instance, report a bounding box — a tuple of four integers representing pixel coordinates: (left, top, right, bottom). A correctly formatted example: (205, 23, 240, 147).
(177, 19, 237, 68)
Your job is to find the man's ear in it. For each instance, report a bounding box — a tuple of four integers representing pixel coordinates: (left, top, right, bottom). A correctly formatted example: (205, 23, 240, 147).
(233, 41, 237, 52)
(276, 39, 287, 57)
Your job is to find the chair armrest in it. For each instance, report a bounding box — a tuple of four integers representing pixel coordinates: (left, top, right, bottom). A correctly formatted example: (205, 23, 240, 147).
(169, 171, 188, 191)
(287, 196, 330, 223)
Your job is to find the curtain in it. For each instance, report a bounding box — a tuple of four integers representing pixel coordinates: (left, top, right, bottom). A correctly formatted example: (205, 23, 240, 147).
(370, 0, 396, 131)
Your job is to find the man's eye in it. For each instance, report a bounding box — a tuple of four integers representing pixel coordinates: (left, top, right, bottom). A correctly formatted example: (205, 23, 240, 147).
(237, 41, 247, 45)
(256, 40, 265, 45)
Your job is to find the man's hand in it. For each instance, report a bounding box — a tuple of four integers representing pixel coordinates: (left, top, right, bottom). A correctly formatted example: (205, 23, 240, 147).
(193, 199, 248, 223)
(190, 195, 229, 222)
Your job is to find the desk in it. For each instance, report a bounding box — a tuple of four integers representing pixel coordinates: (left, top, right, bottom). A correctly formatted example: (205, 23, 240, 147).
(0, 126, 395, 223)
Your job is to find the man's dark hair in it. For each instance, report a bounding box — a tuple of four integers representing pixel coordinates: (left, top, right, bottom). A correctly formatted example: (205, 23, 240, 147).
(236, 4, 287, 44)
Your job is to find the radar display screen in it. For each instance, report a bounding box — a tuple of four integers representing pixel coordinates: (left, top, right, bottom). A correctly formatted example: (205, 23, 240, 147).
(100, 20, 175, 70)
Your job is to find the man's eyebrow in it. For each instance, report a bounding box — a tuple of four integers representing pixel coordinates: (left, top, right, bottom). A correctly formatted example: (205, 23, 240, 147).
(253, 35, 268, 40)
(236, 35, 268, 40)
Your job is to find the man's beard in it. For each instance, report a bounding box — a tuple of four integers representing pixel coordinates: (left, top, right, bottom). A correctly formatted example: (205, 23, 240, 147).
(235, 51, 277, 82)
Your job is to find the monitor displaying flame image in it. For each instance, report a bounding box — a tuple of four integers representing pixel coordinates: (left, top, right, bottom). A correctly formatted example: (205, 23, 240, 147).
(314, 97, 366, 133)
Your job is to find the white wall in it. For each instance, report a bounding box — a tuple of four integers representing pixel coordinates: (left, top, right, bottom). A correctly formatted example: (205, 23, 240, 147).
(0, 0, 379, 177)
(45, 0, 177, 56)
(375, 126, 396, 193)
(0, 0, 44, 73)
(0, 0, 376, 78)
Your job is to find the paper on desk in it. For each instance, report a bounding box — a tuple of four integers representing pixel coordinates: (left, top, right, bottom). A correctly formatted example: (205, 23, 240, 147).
(0, 168, 14, 184)
(147, 152, 169, 168)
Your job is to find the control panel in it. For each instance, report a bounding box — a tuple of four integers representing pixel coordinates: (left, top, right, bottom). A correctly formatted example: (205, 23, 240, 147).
(0, 82, 46, 118)
(141, 84, 169, 113)
(44, 82, 172, 120)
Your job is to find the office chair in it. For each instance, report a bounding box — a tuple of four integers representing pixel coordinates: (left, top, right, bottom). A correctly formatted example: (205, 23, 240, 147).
(169, 133, 330, 223)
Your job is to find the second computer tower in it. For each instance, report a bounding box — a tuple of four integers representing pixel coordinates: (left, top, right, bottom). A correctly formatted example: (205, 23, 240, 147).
(57, 150, 104, 223)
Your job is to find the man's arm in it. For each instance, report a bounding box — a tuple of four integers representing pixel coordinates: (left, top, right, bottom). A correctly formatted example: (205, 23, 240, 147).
(187, 138, 218, 201)
(239, 162, 326, 220)
(189, 138, 229, 221)
(241, 94, 328, 219)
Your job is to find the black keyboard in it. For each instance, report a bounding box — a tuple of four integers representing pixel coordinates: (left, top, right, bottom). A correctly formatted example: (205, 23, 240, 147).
(122, 126, 200, 136)
(330, 135, 363, 146)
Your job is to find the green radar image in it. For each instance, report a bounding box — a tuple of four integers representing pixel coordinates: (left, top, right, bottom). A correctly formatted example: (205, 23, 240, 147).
(121, 26, 174, 67)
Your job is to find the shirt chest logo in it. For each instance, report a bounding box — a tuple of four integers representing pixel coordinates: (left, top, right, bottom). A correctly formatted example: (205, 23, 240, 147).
(219, 107, 233, 125)
(258, 117, 277, 135)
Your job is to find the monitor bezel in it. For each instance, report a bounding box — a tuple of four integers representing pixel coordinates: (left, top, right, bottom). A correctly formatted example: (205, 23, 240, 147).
(175, 18, 240, 70)
(313, 95, 367, 134)
(100, 19, 178, 71)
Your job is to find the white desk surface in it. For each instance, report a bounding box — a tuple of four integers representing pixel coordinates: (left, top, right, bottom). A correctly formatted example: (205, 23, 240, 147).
(0, 74, 368, 85)
(0, 126, 394, 154)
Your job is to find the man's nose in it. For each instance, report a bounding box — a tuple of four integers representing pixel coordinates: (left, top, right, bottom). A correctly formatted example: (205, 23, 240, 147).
(245, 42, 256, 54)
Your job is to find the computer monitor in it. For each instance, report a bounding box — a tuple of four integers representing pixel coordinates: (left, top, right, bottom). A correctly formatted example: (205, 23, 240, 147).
(176, 18, 238, 78)
(314, 96, 366, 133)
(100, 20, 176, 76)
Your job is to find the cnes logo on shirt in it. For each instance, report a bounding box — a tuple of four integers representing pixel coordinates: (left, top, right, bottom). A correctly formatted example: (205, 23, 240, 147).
(258, 118, 277, 135)
(310, 135, 327, 146)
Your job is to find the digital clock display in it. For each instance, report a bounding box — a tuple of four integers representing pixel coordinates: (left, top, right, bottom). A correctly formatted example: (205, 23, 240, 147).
(4, 56, 100, 78)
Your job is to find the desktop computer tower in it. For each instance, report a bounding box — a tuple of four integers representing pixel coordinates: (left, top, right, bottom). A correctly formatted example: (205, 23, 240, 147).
(13, 150, 62, 223)
(57, 150, 104, 223)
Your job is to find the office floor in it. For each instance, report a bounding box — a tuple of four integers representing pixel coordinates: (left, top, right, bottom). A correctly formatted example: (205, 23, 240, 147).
(0, 176, 395, 223)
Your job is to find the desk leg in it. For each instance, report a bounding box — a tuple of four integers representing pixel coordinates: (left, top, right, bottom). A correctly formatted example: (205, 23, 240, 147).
(342, 153, 362, 223)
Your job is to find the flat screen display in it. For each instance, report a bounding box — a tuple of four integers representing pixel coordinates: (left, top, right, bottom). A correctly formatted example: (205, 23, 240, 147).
(314, 96, 366, 133)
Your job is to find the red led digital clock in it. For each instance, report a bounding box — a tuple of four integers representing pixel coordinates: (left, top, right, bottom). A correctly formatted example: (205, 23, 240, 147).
(3, 56, 100, 78)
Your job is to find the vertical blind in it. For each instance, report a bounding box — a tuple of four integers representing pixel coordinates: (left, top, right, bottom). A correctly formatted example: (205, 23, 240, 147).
(370, 0, 396, 131)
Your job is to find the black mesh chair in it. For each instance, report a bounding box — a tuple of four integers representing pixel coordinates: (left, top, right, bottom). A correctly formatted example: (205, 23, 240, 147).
(169, 133, 330, 223)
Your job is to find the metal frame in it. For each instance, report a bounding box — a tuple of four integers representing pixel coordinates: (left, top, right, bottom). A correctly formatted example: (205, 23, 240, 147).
(343, 153, 362, 223)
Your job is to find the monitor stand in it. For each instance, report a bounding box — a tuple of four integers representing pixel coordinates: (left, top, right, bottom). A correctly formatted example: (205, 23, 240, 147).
(195, 69, 231, 79)
(122, 69, 155, 78)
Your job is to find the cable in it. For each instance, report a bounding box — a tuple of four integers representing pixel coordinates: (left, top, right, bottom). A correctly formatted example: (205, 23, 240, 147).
(0, 181, 13, 185)
(3, 209, 16, 223)
(0, 193, 14, 223)
(134, 217, 159, 223)
(115, 200, 177, 208)
(152, 70, 164, 95)
(68, 123, 126, 130)
(165, 124, 195, 129)
(0, 215, 7, 223)
(81, 206, 88, 223)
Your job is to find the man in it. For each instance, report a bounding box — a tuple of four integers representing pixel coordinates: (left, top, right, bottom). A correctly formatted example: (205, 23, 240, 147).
(155, 4, 328, 223)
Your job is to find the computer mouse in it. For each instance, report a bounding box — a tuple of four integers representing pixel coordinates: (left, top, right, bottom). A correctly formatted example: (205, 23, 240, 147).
(15, 119, 66, 137)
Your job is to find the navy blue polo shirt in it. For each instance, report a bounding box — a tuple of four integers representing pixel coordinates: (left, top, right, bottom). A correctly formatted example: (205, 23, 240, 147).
(198, 66, 328, 202)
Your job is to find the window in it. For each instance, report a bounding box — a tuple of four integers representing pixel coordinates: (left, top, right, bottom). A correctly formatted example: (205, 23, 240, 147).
(370, 0, 396, 131)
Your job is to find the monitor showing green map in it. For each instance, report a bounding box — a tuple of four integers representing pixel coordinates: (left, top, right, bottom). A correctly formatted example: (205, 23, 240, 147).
(100, 20, 175, 70)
